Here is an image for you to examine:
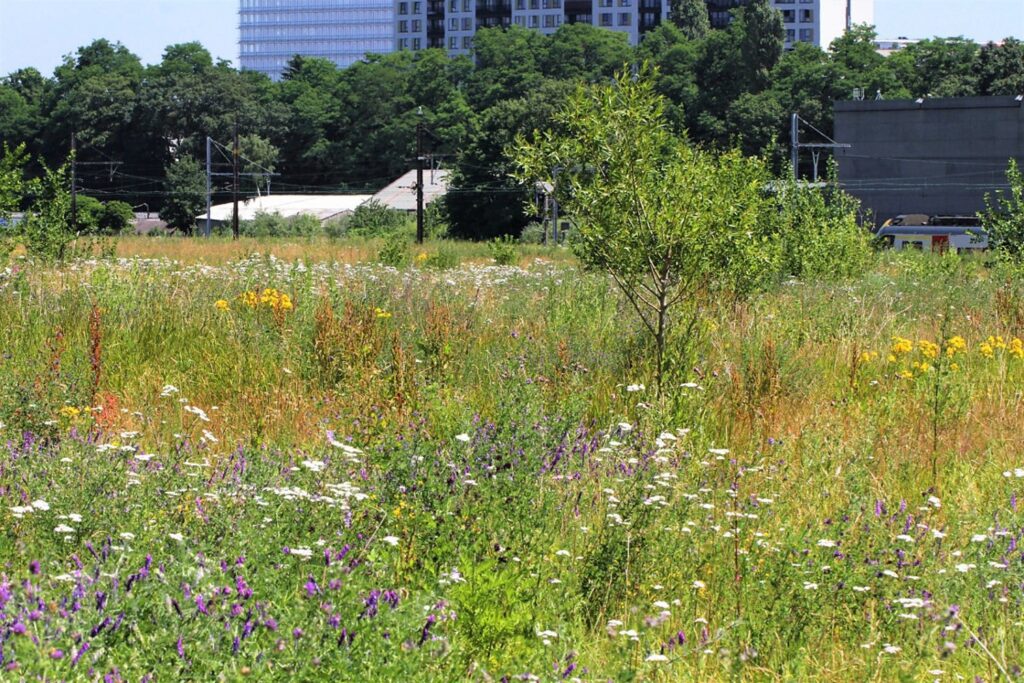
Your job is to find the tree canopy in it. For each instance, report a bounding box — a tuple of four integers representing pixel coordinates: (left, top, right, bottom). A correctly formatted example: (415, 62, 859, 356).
(0, 22, 1020, 238)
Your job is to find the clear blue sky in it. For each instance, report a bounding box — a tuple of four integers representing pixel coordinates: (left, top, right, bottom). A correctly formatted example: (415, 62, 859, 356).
(1, 0, 1022, 76)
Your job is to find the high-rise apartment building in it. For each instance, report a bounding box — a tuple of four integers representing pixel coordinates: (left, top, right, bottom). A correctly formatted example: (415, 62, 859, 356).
(706, 0, 873, 49)
(239, 0, 395, 79)
(395, 0, 670, 55)
(239, 0, 870, 80)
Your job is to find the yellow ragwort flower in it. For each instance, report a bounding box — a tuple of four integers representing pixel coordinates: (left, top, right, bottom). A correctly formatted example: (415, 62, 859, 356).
(890, 337, 914, 356)
(919, 340, 940, 360)
(215, 299, 230, 311)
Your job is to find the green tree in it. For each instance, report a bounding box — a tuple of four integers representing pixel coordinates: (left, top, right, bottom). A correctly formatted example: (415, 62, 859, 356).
(982, 160, 1024, 261)
(669, 0, 710, 41)
(162, 156, 205, 233)
(540, 23, 634, 82)
(448, 79, 573, 240)
(239, 134, 279, 194)
(0, 143, 28, 223)
(98, 200, 135, 234)
(21, 162, 75, 261)
(513, 67, 777, 391)
(734, 0, 785, 93)
(889, 37, 980, 97)
(975, 38, 1024, 96)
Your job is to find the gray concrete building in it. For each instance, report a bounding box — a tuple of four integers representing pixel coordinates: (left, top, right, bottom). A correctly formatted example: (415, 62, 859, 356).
(834, 97, 1024, 226)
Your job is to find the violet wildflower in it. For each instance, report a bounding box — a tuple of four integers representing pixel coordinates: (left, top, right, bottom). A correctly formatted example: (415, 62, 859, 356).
(28, 561, 39, 575)
(176, 637, 185, 659)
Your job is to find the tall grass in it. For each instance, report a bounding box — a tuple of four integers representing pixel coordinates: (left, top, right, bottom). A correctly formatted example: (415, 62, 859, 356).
(0, 243, 1022, 680)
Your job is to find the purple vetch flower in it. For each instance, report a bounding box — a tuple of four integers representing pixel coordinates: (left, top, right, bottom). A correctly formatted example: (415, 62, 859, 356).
(264, 618, 278, 631)
(91, 617, 110, 637)
(874, 499, 883, 517)
(11, 622, 26, 635)
(232, 636, 240, 654)
(28, 561, 40, 575)
(419, 614, 437, 645)
(1012, 493, 1018, 512)
(50, 650, 64, 660)
(176, 637, 185, 659)
(195, 594, 209, 615)
(72, 642, 90, 666)
(304, 576, 319, 597)
(293, 628, 303, 640)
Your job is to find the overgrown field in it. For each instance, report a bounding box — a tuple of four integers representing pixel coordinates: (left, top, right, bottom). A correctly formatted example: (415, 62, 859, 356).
(2, 242, 1024, 681)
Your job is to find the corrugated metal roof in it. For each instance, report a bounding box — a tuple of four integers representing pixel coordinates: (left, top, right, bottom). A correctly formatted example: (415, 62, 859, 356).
(371, 169, 450, 212)
(199, 194, 372, 223)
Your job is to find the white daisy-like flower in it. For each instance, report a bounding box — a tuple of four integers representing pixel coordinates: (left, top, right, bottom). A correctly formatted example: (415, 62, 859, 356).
(382, 536, 400, 546)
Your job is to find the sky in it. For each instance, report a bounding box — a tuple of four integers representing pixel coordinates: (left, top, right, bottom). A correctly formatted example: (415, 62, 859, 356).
(0, 0, 1022, 76)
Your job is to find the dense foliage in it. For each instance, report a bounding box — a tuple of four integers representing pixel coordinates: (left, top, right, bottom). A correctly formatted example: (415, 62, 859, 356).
(1, 17, 1021, 237)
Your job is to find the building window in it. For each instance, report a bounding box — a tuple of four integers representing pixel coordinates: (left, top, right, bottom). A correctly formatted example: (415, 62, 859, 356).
(543, 13, 557, 26)
(800, 9, 812, 21)
(449, 0, 458, 10)
(618, 0, 630, 6)
(463, 35, 472, 48)
(462, 16, 472, 29)
(412, 19, 421, 30)
(529, 14, 539, 26)
(412, 37, 421, 49)
(399, 2, 408, 14)
(619, 12, 630, 25)
(529, 0, 540, 8)
(399, 38, 409, 48)
(412, 1, 421, 11)
(516, 0, 525, 7)
(543, 0, 560, 7)
(799, 28, 813, 42)
(514, 14, 525, 24)
(781, 9, 794, 22)
(599, 12, 612, 25)
(785, 28, 795, 42)
(399, 20, 408, 31)
(449, 36, 458, 48)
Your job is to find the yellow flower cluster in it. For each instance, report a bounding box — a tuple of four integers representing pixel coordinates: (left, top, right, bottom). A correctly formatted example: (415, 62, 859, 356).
(919, 340, 940, 360)
(945, 336, 967, 357)
(889, 336, 914, 362)
(240, 288, 293, 313)
(980, 335, 1024, 359)
(58, 406, 81, 419)
(215, 299, 230, 311)
(859, 350, 879, 363)
(374, 307, 392, 319)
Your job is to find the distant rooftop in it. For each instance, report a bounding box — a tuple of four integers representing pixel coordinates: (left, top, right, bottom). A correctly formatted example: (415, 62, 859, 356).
(371, 169, 450, 212)
(199, 194, 372, 223)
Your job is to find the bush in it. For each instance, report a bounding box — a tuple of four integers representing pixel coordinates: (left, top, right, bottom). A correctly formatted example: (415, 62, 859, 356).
(239, 211, 321, 238)
(98, 200, 135, 235)
(519, 222, 547, 244)
(344, 201, 409, 238)
(488, 235, 519, 265)
(773, 171, 871, 281)
(982, 159, 1024, 261)
(377, 230, 410, 267)
(424, 243, 460, 270)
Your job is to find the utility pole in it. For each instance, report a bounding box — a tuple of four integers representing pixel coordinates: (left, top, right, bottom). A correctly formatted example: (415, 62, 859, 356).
(70, 131, 78, 231)
(415, 107, 425, 245)
(551, 166, 561, 244)
(205, 135, 212, 237)
(791, 113, 799, 180)
(232, 123, 240, 241)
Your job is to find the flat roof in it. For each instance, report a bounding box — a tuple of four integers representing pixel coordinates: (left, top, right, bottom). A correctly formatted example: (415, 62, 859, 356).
(199, 194, 372, 222)
(371, 169, 449, 212)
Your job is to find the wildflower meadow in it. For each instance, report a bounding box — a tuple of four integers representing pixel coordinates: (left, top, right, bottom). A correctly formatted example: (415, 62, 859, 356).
(2, 239, 1024, 681)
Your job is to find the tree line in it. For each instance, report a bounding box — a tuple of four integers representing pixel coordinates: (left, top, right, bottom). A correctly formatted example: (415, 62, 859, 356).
(0, 0, 1021, 237)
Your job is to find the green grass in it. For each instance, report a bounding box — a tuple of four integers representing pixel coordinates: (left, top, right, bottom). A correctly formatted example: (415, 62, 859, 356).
(0, 243, 1023, 681)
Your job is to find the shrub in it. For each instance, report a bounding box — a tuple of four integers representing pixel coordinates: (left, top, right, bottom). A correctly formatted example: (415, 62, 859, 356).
(519, 222, 547, 244)
(488, 235, 519, 265)
(982, 159, 1024, 261)
(239, 211, 322, 238)
(425, 243, 460, 270)
(378, 230, 410, 267)
(344, 200, 409, 237)
(98, 200, 136, 235)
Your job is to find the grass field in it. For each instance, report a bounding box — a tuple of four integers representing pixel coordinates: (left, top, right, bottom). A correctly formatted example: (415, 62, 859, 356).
(1, 239, 1023, 681)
